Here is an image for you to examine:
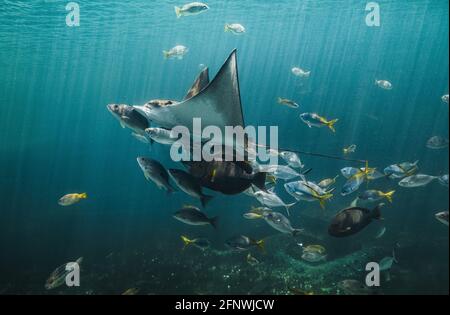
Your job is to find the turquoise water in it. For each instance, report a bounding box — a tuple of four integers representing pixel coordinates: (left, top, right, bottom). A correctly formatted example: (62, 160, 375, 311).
(0, 0, 448, 295)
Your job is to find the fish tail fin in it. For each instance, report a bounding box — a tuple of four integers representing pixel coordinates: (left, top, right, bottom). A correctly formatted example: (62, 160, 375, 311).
(201, 194, 213, 208)
(166, 186, 175, 194)
(372, 203, 384, 220)
(392, 249, 399, 263)
(79, 193, 88, 199)
(319, 199, 326, 209)
(224, 24, 229, 32)
(285, 202, 296, 216)
(174, 6, 182, 18)
(292, 229, 304, 237)
(334, 175, 340, 181)
(163, 50, 170, 59)
(256, 239, 265, 252)
(318, 193, 333, 209)
(327, 119, 339, 133)
(252, 172, 267, 191)
(383, 190, 395, 203)
(210, 216, 219, 230)
(181, 235, 193, 246)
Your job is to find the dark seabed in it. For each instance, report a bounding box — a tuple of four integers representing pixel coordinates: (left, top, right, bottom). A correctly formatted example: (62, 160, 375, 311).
(0, 0, 448, 295)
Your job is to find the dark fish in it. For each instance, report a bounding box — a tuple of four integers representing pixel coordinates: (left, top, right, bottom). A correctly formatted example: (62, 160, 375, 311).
(174, 206, 218, 229)
(328, 204, 383, 237)
(169, 169, 213, 207)
(136, 157, 175, 193)
(183, 160, 267, 195)
(225, 235, 264, 251)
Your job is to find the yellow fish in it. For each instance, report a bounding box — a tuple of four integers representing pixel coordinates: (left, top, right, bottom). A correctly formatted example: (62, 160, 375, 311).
(58, 193, 87, 206)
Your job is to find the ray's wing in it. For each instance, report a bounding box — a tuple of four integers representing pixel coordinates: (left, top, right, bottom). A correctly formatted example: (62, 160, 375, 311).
(183, 67, 210, 100)
(134, 49, 245, 136)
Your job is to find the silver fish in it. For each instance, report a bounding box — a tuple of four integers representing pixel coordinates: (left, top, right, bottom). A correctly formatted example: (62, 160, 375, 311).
(379, 250, 397, 271)
(426, 136, 449, 149)
(375, 79, 393, 90)
(258, 164, 301, 180)
(253, 187, 296, 216)
(279, 151, 304, 169)
(225, 23, 246, 35)
(263, 211, 303, 236)
(163, 45, 189, 60)
(175, 2, 209, 18)
(398, 174, 438, 188)
(145, 127, 178, 145)
(291, 67, 310, 78)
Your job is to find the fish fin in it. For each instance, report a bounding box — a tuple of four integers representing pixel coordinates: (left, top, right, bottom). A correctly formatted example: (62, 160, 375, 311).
(292, 229, 304, 237)
(285, 202, 296, 216)
(166, 185, 176, 194)
(256, 239, 265, 252)
(371, 204, 383, 220)
(224, 24, 229, 32)
(317, 192, 333, 209)
(181, 236, 193, 246)
(209, 216, 219, 229)
(163, 50, 170, 59)
(301, 168, 313, 176)
(350, 197, 359, 207)
(383, 190, 395, 203)
(201, 195, 213, 208)
(79, 193, 88, 199)
(174, 6, 182, 18)
(327, 119, 339, 133)
(333, 175, 340, 181)
(252, 172, 267, 191)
